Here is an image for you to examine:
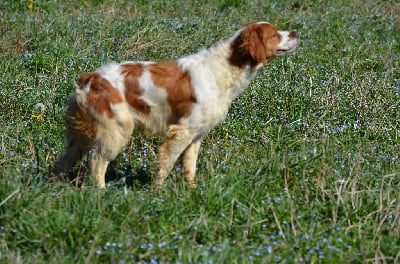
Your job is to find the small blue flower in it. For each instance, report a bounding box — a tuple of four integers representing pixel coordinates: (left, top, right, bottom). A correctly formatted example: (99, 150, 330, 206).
(158, 241, 167, 248)
(150, 258, 159, 264)
(267, 245, 273, 253)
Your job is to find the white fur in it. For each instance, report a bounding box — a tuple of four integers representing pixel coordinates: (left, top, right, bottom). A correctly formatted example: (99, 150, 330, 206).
(278, 31, 298, 52)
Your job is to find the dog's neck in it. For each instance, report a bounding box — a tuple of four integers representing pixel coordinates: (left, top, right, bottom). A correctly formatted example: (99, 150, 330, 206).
(207, 40, 260, 100)
(179, 39, 260, 103)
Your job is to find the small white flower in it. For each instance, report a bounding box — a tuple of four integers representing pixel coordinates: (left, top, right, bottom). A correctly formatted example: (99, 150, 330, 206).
(35, 103, 46, 113)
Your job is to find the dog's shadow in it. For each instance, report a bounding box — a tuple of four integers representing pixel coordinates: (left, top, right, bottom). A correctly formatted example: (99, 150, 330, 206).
(53, 161, 152, 189)
(105, 162, 152, 188)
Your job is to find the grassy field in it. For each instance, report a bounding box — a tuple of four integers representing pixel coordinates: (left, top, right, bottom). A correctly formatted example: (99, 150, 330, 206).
(1, 0, 399, 263)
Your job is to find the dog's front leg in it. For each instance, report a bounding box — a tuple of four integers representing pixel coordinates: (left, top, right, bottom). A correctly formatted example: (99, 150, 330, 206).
(182, 139, 202, 187)
(154, 125, 194, 188)
(90, 153, 109, 189)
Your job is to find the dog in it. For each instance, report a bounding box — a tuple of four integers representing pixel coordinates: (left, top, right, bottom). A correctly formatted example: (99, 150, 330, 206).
(53, 21, 298, 188)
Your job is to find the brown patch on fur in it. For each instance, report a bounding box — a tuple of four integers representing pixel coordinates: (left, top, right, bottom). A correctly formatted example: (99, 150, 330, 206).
(78, 72, 123, 118)
(229, 23, 282, 68)
(121, 64, 151, 114)
(149, 62, 196, 123)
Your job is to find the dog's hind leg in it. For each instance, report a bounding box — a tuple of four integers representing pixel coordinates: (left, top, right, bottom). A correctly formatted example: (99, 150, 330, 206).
(53, 92, 95, 178)
(154, 124, 195, 188)
(53, 128, 91, 177)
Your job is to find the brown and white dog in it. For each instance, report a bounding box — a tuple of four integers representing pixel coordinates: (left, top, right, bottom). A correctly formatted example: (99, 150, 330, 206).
(53, 22, 298, 188)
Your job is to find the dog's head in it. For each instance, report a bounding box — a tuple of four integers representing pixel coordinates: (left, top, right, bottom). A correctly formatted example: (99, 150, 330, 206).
(229, 22, 298, 68)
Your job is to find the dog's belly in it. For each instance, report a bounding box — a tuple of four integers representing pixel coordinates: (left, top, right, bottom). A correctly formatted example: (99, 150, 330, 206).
(128, 105, 171, 135)
(124, 98, 229, 138)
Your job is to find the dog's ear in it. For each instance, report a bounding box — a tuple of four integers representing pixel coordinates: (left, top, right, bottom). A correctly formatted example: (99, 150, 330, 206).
(245, 29, 266, 65)
(229, 24, 266, 67)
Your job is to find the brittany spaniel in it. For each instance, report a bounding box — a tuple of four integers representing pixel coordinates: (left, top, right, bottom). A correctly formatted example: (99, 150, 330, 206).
(53, 22, 299, 188)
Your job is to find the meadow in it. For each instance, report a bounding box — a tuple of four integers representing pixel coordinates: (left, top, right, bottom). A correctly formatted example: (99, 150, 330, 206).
(0, 0, 399, 263)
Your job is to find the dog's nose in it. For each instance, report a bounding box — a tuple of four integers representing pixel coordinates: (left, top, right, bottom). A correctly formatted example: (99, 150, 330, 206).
(289, 31, 299, 38)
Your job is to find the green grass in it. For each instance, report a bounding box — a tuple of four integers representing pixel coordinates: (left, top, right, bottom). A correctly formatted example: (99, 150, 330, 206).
(1, 0, 399, 262)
